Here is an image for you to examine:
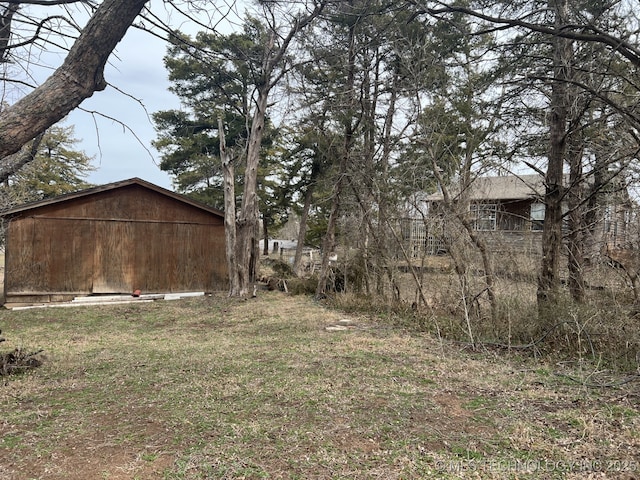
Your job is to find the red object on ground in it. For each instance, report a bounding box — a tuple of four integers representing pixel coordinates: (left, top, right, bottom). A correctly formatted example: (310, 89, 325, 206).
(132, 289, 141, 297)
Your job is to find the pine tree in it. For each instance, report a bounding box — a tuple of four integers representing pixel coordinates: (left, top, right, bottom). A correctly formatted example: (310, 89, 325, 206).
(1, 124, 94, 206)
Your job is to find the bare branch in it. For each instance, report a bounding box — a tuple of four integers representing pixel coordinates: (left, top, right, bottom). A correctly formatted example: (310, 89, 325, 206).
(410, 1, 640, 67)
(2, 1, 93, 5)
(0, 130, 44, 182)
(0, 0, 149, 160)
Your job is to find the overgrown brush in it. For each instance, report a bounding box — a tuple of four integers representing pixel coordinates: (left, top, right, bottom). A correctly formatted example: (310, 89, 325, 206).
(321, 286, 640, 373)
(0, 330, 44, 378)
(1, 348, 44, 377)
(267, 254, 640, 372)
(286, 276, 318, 295)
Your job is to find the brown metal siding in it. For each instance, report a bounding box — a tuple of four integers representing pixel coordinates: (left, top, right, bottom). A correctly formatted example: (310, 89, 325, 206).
(4, 182, 227, 303)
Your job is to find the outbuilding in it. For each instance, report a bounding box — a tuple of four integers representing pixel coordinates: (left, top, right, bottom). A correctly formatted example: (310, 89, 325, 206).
(1, 178, 228, 306)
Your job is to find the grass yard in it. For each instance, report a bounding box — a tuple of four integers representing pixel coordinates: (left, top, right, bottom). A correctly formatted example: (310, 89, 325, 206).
(0, 292, 639, 479)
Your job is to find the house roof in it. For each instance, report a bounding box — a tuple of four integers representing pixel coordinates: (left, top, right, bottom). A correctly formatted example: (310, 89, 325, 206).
(427, 174, 545, 202)
(0, 177, 225, 218)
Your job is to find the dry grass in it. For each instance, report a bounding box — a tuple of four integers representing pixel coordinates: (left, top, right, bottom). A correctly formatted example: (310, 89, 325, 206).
(0, 292, 639, 479)
(338, 252, 640, 372)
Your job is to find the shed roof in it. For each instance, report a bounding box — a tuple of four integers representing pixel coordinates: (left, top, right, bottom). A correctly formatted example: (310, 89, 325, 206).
(1, 177, 224, 218)
(427, 174, 545, 202)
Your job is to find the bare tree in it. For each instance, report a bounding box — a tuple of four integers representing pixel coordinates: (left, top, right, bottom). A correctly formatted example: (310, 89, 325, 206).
(416, 2, 640, 69)
(222, 1, 326, 297)
(411, 0, 640, 312)
(219, 115, 240, 295)
(0, 0, 149, 162)
(0, 3, 20, 63)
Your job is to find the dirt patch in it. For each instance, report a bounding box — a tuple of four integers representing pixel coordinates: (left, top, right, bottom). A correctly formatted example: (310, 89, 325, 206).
(2, 399, 179, 480)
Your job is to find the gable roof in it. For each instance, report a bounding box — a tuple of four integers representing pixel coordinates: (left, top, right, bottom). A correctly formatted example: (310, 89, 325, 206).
(0, 177, 224, 218)
(427, 174, 545, 202)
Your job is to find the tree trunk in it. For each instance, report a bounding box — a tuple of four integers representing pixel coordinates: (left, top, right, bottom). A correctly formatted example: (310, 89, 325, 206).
(315, 19, 357, 298)
(219, 117, 241, 296)
(293, 154, 322, 276)
(235, 87, 269, 297)
(585, 139, 605, 256)
(0, 4, 19, 64)
(0, 0, 149, 161)
(315, 167, 345, 297)
(225, 5, 324, 297)
(0, 132, 44, 183)
(433, 163, 498, 322)
(537, 0, 572, 311)
(262, 218, 269, 256)
(293, 184, 314, 276)
(567, 139, 585, 303)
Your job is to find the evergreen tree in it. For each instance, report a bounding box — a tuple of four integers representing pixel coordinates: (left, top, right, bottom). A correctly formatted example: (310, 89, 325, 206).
(155, 3, 325, 296)
(1, 124, 94, 206)
(152, 26, 259, 208)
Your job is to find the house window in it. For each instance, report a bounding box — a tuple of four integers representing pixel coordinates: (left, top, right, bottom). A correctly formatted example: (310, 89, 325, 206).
(471, 203, 497, 231)
(530, 202, 545, 231)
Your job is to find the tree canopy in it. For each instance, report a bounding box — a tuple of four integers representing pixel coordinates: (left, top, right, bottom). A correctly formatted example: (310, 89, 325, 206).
(1, 124, 94, 205)
(2, 0, 640, 313)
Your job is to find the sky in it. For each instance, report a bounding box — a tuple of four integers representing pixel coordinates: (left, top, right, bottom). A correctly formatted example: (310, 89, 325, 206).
(36, 1, 245, 191)
(67, 27, 177, 190)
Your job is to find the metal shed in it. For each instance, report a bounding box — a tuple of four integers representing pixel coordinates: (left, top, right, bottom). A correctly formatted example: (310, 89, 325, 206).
(1, 178, 228, 306)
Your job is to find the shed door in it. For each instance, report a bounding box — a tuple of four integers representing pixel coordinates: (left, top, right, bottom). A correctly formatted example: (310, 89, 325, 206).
(92, 220, 136, 293)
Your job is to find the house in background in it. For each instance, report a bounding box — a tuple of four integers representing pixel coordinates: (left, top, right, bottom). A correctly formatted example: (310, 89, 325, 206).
(401, 173, 632, 257)
(1, 178, 228, 306)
